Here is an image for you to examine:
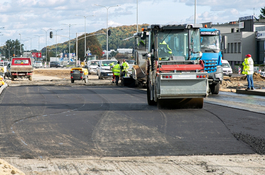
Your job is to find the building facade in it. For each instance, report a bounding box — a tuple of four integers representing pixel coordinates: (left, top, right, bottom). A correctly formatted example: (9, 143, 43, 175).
(209, 16, 265, 69)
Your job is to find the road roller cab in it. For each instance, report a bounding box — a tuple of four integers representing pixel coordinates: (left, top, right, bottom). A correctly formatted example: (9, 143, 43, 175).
(142, 24, 208, 108)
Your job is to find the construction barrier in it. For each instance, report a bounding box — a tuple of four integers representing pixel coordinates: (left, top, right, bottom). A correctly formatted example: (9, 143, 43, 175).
(238, 67, 241, 74)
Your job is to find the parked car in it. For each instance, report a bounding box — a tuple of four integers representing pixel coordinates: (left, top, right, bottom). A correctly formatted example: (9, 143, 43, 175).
(0, 61, 9, 77)
(87, 60, 99, 75)
(34, 61, 43, 68)
(50, 61, 62, 68)
(70, 67, 88, 83)
(221, 60, 233, 77)
(97, 60, 118, 79)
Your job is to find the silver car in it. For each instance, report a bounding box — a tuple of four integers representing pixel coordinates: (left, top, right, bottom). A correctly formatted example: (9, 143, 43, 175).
(34, 61, 43, 68)
(87, 60, 99, 75)
(97, 60, 117, 79)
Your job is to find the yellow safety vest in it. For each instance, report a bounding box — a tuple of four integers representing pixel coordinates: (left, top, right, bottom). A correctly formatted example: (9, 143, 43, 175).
(242, 58, 250, 75)
(112, 64, 120, 76)
(122, 62, 129, 72)
(159, 41, 172, 54)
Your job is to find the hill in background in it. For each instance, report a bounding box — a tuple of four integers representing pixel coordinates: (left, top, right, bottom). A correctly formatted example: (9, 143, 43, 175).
(42, 24, 149, 59)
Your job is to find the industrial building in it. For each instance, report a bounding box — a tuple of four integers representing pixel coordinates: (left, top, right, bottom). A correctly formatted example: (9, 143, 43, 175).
(208, 16, 265, 69)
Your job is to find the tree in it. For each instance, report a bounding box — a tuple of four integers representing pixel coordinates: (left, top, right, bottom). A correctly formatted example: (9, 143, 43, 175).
(74, 34, 103, 61)
(2, 39, 23, 59)
(259, 7, 265, 19)
(47, 49, 55, 62)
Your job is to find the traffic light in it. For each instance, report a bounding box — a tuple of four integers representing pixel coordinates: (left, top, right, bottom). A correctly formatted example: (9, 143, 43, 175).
(50, 31, 53, 38)
(108, 29, 111, 36)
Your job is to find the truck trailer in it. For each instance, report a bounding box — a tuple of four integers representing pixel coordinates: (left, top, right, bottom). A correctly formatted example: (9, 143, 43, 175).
(133, 24, 208, 108)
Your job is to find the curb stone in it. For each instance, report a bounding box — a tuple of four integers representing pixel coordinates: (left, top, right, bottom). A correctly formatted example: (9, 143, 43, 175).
(0, 83, 8, 95)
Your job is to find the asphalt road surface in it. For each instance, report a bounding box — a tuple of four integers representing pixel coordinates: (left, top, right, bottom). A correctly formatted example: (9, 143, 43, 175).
(1, 85, 265, 174)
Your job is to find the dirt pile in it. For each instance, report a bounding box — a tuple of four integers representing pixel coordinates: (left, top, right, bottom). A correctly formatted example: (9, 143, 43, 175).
(33, 68, 70, 79)
(221, 73, 265, 89)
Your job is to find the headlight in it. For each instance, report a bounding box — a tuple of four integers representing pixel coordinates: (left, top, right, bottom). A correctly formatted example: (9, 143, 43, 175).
(215, 73, 223, 78)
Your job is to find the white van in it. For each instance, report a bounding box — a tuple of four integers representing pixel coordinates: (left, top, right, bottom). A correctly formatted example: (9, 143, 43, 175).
(221, 60, 233, 77)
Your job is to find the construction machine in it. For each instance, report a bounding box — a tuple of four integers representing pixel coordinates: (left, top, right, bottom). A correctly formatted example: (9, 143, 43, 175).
(133, 24, 208, 108)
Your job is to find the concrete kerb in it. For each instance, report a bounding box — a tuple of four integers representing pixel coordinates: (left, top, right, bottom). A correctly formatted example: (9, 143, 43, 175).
(0, 83, 8, 95)
(220, 88, 265, 96)
(236, 88, 265, 96)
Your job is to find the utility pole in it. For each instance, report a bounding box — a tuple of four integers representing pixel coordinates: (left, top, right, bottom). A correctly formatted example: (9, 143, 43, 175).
(19, 33, 22, 56)
(95, 4, 119, 60)
(136, 0, 138, 33)
(50, 29, 63, 57)
(63, 24, 76, 61)
(76, 15, 94, 58)
(42, 29, 52, 64)
(194, 0, 197, 25)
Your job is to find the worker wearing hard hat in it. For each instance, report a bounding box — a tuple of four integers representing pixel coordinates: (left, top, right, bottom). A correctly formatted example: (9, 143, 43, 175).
(112, 61, 121, 86)
(242, 54, 255, 90)
(158, 34, 172, 55)
(122, 59, 129, 77)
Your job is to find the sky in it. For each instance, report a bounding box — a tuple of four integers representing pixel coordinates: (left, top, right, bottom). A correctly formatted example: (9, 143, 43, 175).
(0, 0, 265, 51)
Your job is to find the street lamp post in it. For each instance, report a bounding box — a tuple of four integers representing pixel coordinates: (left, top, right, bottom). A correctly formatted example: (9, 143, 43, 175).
(50, 29, 63, 57)
(76, 15, 94, 58)
(0, 34, 3, 45)
(42, 29, 49, 65)
(56, 29, 63, 58)
(194, 0, 197, 25)
(95, 4, 119, 60)
(63, 24, 76, 61)
(136, 0, 138, 33)
(34, 34, 43, 51)
(42, 28, 53, 65)
(27, 37, 36, 51)
(19, 33, 22, 56)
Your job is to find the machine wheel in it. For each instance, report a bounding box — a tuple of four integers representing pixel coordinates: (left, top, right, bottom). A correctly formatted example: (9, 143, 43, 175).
(11, 75, 14, 81)
(210, 82, 220, 94)
(84, 76, 88, 83)
(147, 79, 157, 106)
(71, 79, 74, 83)
(132, 69, 138, 87)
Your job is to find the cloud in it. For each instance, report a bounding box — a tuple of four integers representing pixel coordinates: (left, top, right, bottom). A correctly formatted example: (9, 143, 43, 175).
(0, 0, 264, 50)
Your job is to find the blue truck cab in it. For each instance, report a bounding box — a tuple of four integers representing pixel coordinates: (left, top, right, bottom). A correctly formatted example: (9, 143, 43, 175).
(200, 28, 223, 94)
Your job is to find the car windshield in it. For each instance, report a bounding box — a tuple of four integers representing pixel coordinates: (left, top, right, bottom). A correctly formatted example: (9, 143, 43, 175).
(157, 29, 201, 60)
(126, 60, 134, 64)
(221, 63, 231, 68)
(14, 60, 29, 64)
(102, 61, 117, 66)
(200, 35, 220, 52)
(90, 61, 98, 65)
(35, 61, 42, 63)
(0, 62, 8, 66)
